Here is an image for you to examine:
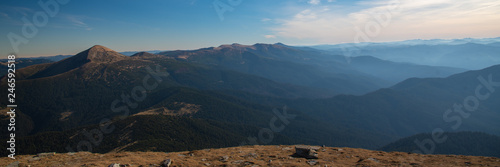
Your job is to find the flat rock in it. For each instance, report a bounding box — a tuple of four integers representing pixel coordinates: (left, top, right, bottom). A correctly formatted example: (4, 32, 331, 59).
(37, 152, 56, 158)
(295, 145, 320, 159)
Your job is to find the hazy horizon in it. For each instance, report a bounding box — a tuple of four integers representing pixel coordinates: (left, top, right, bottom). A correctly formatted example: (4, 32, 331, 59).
(3, 36, 500, 58)
(1, 0, 500, 57)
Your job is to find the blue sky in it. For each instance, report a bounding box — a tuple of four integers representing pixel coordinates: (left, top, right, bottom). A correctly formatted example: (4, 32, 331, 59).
(1, 0, 500, 57)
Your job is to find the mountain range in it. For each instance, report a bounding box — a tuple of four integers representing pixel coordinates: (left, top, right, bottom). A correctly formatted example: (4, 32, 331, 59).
(313, 37, 500, 70)
(1, 42, 499, 157)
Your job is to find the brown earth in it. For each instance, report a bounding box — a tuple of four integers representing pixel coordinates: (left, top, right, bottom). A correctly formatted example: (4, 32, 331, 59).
(1, 145, 499, 167)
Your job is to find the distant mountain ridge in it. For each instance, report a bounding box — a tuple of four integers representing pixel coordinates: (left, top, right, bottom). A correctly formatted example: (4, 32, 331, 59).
(311, 37, 500, 70)
(310, 37, 500, 49)
(159, 43, 465, 95)
(4, 42, 467, 91)
(348, 56, 465, 84)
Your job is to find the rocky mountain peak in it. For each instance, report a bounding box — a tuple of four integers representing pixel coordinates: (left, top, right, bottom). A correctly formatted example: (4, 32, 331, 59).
(83, 45, 127, 63)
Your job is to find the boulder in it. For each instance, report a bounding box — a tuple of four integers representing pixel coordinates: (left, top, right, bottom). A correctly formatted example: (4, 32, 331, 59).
(295, 145, 320, 159)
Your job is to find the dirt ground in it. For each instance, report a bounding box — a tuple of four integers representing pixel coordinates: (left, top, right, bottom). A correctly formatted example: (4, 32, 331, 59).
(1, 145, 499, 166)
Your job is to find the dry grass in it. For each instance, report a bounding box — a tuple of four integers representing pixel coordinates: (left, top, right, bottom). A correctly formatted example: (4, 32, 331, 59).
(1, 145, 499, 166)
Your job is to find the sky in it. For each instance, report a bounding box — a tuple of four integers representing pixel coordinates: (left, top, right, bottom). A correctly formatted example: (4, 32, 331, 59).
(1, 0, 500, 57)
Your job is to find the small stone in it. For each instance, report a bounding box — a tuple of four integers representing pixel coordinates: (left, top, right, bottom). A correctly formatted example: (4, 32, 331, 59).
(6, 161, 19, 167)
(232, 160, 244, 164)
(204, 163, 211, 166)
(37, 152, 56, 158)
(244, 153, 258, 158)
(244, 161, 255, 165)
(220, 155, 229, 162)
(367, 157, 379, 163)
(28, 157, 41, 162)
(307, 160, 318, 165)
(108, 164, 120, 167)
(18, 162, 29, 167)
(161, 159, 172, 167)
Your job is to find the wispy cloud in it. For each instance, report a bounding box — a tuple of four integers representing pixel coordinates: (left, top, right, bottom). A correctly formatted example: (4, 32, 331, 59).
(308, 0, 336, 5)
(265, 35, 276, 38)
(62, 14, 94, 31)
(0, 12, 10, 19)
(10, 6, 33, 17)
(308, 0, 321, 5)
(271, 0, 500, 43)
(0, 6, 96, 31)
(0, 6, 35, 25)
(190, 0, 197, 5)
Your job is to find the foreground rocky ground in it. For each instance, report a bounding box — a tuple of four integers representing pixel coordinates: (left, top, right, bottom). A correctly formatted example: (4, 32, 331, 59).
(2, 145, 500, 166)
